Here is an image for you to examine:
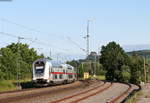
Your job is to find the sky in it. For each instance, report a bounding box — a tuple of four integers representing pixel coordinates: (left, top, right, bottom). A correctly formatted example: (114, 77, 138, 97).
(0, 0, 150, 61)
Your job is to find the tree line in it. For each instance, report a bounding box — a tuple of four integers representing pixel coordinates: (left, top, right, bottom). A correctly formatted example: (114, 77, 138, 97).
(68, 42, 150, 84)
(0, 43, 44, 80)
(0, 42, 149, 84)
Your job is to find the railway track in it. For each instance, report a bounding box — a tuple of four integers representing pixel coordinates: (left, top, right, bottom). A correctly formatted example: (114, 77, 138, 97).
(107, 83, 132, 103)
(49, 82, 113, 103)
(49, 82, 134, 103)
(0, 79, 136, 103)
(0, 79, 97, 103)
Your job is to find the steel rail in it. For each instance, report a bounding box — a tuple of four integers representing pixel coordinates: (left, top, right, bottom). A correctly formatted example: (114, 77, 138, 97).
(49, 81, 106, 103)
(107, 84, 132, 103)
(70, 82, 113, 103)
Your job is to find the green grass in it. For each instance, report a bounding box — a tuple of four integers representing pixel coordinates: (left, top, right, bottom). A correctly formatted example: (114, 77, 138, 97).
(87, 75, 106, 80)
(0, 78, 32, 92)
(126, 91, 142, 103)
(96, 75, 106, 80)
(0, 80, 16, 92)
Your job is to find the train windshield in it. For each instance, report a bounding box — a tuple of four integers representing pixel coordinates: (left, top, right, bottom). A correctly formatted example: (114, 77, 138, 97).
(35, 61, 45, 74)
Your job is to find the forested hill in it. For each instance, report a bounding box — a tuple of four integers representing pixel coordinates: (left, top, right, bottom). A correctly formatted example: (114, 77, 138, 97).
(127, 50, 150, 57)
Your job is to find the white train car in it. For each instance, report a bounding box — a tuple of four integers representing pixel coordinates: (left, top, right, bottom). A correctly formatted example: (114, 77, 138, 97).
(32, 58, 77, 86)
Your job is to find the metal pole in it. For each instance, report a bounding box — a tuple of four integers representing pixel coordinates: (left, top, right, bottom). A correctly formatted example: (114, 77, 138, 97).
(50, 49, 52, 59)
(86, 20, 90, 59)
(17, 37, 23, 90)
(82, 62, 84, 78)
(144, 57, 146, 83)
(16, 37, 20, 89)
(94, 55, 96, 77)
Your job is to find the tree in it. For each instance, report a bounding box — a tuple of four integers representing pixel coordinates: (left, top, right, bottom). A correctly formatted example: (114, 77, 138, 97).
(130, 53, 144, 84)
(0, 43, 44, 80)
(0, 48, 18, 80)
(121, 65, 131, 83)
(100, 41, 130, 82)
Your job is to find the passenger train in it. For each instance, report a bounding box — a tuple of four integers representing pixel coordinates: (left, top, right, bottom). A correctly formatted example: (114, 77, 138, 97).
(32, 58, 77, 86)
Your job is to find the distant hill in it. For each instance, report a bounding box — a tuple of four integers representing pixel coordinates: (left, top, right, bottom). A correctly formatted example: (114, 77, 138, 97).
(127, 50, 150, 62)
(123, 44, 150, 52)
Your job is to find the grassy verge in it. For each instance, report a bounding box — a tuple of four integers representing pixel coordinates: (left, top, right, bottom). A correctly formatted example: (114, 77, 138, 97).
(88, 75, 106, 80)
(0, 80, 16, 92)
(125, 91, 142, 103)
(0, 78, 32, 92)
(96, 75, 106, 80)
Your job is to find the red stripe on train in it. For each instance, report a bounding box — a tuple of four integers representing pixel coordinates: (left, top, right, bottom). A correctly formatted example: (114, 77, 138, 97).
(50, 72, 77, 75)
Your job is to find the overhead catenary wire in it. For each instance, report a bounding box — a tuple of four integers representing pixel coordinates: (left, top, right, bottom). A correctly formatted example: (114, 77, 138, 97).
(1, 18, 61, 36)
(0, 31, 68, 51)
(0, 18, 77, 62)
(0, 32, 33, 41)
(67, 36, 86, 53)
(0, 31, 18, 38)
(0, 18, 70, 53)
(1, 18, 46, 35)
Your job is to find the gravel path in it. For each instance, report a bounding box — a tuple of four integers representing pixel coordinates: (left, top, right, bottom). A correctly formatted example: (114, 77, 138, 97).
(136, 83, 150, 103)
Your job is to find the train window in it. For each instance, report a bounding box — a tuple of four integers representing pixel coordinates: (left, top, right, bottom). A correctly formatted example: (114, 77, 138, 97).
(49, 67, 51, 72)
(63, 70, 65, 73)
(35, 61, 45, 74)
(51, 68, 54, 72)
(59, 74, 63, 79)
(68, 67, 72, 70)
(55, 74, 57, 79)
(53, 74, 55, 79)
(68, 75, 72, 78)
(59, 66, 63, 68)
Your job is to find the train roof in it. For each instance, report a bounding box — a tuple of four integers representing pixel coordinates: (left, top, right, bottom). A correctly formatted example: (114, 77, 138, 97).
(51, 61, 63, 67)
(33, 58, 74, 69)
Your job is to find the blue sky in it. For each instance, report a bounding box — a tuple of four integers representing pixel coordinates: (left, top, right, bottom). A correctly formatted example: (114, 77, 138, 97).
(0, 0, 150, 61)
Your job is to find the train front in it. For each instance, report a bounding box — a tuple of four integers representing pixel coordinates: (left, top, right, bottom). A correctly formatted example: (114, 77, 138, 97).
(32, 59, 49, 86)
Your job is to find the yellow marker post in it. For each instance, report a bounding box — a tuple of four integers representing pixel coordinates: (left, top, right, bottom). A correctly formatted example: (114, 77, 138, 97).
(84, 72, 89, 79)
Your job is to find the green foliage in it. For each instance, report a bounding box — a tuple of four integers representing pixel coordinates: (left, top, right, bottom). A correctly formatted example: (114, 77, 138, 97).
(94, 63, 105, 75)
(67, 60, 84, 77)
(127, 50, 150, 63)
(128, 50, 150, 57)
(100, 41, 130, 82)
(130, 54, 144, 84)
(121, 65, 131, 83)
(67, 60, 104, 78)
(0, 43, 44, 80)
(99, 41, 148, 84)
(78, 64, 84, 77)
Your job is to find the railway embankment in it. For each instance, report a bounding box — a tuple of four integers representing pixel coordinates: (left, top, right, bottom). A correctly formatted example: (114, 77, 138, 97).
(0, 79, 97, 103)
(0, 79, 141, 103)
